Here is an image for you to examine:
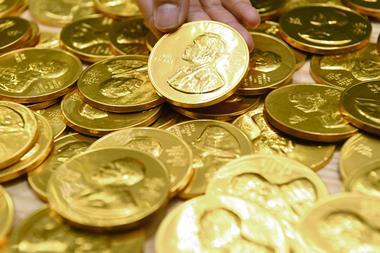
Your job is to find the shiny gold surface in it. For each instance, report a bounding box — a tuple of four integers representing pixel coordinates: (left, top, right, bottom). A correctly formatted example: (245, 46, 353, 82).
(0, 48, 82, 103)
(298, 194, 380, 253)
(310, 43, 380, 90)
(0, 114, 53, 183)
(61, 90, 162, 137)
(343, 0, 380, 19)
(208, 155, 329, 224)
(109, 18, 150, 56)
(10, 207, 145, 253)
(345, 160, 380, 198)
(340, 81, 380, 136)
(94, 0, 140, 18)
(0, 101, 38, 170)
(36, 103, 66, 139)
(207, 154, 329, 252)
(168, 120, 253, 198)
(26, 99, 59, 111)
(238, 32, 296, 95)
(47, 148, 170, 230)
(148, 21, 249, 108)
(35, 32, 60, 49)
(60, 16, 116, 62)
(78, 55, 164, 113)
(264, 84, 357, 142)
(251, 0, 286, 20)
(0, 0, 23, 17)
(0, 17, 31, 53)
(253, 21, 308, 70)
(29, 0, 95, 27)
(0, 186, 13, 245)
(89, 127, 193, 197)
(172, 95, 261, 121)
(156, 195, 289, 253)
(233, 107, 335, 171)
(279, 5, 371, 54)
(28, 133, 96, 201)
(150, 105, 184, 129)
(340, 133, 380, 179)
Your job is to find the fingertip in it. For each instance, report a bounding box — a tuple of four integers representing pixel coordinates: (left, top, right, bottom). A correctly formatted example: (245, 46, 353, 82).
(243, 8, 261, 28)
(243, 31, 254, 52)
(154, 3, 181, 32)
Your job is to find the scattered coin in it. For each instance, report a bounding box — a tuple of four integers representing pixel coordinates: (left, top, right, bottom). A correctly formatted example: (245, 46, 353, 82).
(0, 186, 13, 245)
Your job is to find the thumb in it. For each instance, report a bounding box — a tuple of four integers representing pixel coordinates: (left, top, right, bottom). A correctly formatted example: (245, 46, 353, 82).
(154, 0, 189, 32)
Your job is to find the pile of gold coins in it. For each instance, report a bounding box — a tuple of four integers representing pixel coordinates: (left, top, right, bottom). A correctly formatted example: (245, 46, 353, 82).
(0, 0, 380, 252)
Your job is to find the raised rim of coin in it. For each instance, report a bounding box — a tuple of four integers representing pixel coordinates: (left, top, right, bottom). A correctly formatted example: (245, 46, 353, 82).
(0, 48, 82, 103)
(0, 101, 38, 170)
(0, 114, 54, 183)
(78, 55, 164, 113)
(47, 147, 170, 230)
(88, 127, 194, 196)
(148, 20, 250, 108)
(94, 0, 141, 18)
(342, 0, 380, 19)
(279, 4, 371, 54)
(340, 81, 380, 136)
(0, 186, 14, 243)
(264, 84, 358, 142)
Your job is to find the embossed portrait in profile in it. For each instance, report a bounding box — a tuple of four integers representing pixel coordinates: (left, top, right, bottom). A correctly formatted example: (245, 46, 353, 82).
(192, 126, 240, 181)
(354, 98, 380, 125)
(251, 49, 281, 73)
(126, 137, 163, 158)
(0, 60, 68, 94)
(240, 113, 294, 155)
(320, 49, 380, 81)
(99, 60, 156, 103)
(198, 208, 275, 252)
(318, 212, 380, 252)
(298, 10, 352, 45)
(168, 33, 227, 94)
(229, 173, 317, 223)
(79, 104, 108, 120)
(288, 91, 348, 129)
(73, 158, 145, 214)
(72, 21, 111, 51)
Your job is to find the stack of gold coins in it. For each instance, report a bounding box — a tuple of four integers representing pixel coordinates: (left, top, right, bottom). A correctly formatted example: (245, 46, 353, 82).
(1, 0, 380, 252)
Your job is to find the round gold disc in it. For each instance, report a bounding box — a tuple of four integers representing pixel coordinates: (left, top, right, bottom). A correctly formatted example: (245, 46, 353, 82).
(298, 193, 380, 253)
(60, 16, 116, 62)
(89, 127, 193, 197)
(0, 48, 82, 103)
(29, 0, 96, 27)
(340, 133, 380, 179)
(310, 43, 380, 91)
(0, 186, 13, 245)
(149, 104, 184, 129)
(253, 21, 308, 70)
(167, 120, 253, 198)
(35, 103, 67, 139)
(279, 4, 371, 54)
(172, 95, 261, 121)
(47, 148, 170, 230)
(251, 0, 286, 20)
(238, 32, 296, 95)
(344, 160, 380, 198)
(109, 18, 150, 56)
(0, 0, 23, 18)
(94, 0, 141, 18)
(0, 101, 38, 170)
(61, 90, 162, 137)
(28, 133, 96, 201)
(9, 207, 146, 253)
(26, 99, 60, 111)
(0, 114, 54, 183)
(35, 32, 60, 49)
(264, 84, 358, 142)
(156, 195, 289, 253)
(0, 17, 31, 54)
(343, 0, 380, 20)
(148, 21, 249, 108)
(340, 81, 380, 136)
(78, 55, 164, 113)
(233, 106, 336, 171)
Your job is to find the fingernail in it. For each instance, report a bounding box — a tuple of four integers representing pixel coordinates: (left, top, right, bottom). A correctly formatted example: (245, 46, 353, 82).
(154, 3, 180, 30)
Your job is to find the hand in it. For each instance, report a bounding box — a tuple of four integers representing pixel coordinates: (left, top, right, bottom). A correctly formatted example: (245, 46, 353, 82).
(137, 0, 261, 51)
